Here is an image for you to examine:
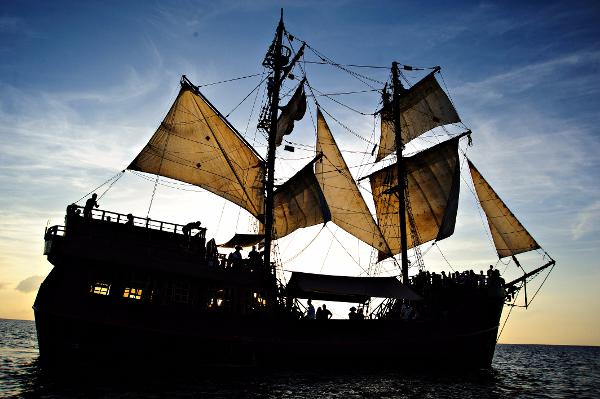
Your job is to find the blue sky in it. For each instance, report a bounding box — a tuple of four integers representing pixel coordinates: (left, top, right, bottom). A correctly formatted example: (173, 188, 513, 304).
(1, 0, 599, 345)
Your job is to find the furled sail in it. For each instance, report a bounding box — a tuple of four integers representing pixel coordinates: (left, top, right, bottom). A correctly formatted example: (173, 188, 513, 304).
(128, 78, 265, 220)
(468, 160, 540, 258)
(369, 135, 463, 257)
(273, 158, 331, 238)
(315, 109, 392, 257)
(276, 79, 307, 146)
(377, 71, 461, 162)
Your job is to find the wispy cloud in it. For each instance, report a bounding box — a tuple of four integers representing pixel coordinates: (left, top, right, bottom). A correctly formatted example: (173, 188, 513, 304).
(15, 275, 44, 293)
(455, 50, 600, 103)
(572, 201, 600, 240)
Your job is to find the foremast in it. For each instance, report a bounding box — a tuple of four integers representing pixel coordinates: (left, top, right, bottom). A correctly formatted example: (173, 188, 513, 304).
(263, 12, 285, 277)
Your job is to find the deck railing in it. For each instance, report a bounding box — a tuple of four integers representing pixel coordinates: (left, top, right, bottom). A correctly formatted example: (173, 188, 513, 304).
(65, 204, 206, 237)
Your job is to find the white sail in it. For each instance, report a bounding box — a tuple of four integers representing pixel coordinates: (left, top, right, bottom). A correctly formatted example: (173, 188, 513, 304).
(315, 109, 392, 258)
(128, 79, 265, 220)
(273, 159, 331, 238)
(377, 72, 460, 162)
(369, 136, 462, 257)
(468, 160, 540, 258)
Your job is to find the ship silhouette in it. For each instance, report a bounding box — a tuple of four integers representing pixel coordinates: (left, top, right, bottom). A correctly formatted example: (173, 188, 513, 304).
(35, 11, 555, 369)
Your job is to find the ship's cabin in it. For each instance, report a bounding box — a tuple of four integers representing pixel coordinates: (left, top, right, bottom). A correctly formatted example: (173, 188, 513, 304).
(42, 205, 280, 318)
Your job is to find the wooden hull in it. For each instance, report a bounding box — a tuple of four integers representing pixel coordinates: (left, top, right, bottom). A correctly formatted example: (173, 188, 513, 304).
(36, 216, 505, 370)
(34, 267, 503, 369)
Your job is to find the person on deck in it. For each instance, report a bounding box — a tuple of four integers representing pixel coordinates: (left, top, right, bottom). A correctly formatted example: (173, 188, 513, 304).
(317, 304, 332, 320)
(307, 299, 316, 319)
(348, 306, 357, 320)
(227, 245, 243, 269)
(83, 193, 99, 219)
(248, 245, 261, 269)
(182, 221, 202, 237)
(487, 265, 494, 280)
(125, 213, 134, 226)
(356, 307, 365, 320)
(315, 306, 323, 320)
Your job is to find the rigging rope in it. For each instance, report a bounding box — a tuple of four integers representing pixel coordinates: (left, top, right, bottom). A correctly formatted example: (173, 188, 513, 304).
(325, 224, 371, 276)
(97, 171, 125, 201)
(434, 242, 456, 273)
(198, 73, 263, 87)
(278, 225, 326, 264)
(497, 287, 520, 343)
(225, 75, 269, 118)
(73, 171, 125, 204)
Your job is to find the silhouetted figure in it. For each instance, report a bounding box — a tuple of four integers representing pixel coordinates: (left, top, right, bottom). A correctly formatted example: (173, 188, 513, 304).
(248, 246, 260, 265)
(66, 204, 77, 216)
(227, 245, 243, 269)
(356, 307, 365, 320)
(125, 213, 134, 226)
(306, 299, 316, 319)
(83, 194, 99, 219)
(348, 306, 357, 320)
(317, 304, 332, 320)
(206, 238, 218, 265)
(487, 265, 494, 279)
(182, 221, 201, 237)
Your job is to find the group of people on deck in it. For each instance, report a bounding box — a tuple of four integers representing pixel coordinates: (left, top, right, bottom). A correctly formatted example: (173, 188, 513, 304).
(218, 245, 263, 272)
(306, 299, 333, 320)
(306, 299, 364, 320)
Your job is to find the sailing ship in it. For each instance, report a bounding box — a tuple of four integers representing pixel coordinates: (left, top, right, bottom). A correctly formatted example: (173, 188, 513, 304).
(35, 12, 555, 369)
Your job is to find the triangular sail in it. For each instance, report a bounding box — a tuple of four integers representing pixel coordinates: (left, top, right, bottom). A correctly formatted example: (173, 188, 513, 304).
(128, 79, 265, 220)
(369, 136, 463, 256)
(377, 72, 460, 162)
(315, 109, 392, 257)
(273, 158, 331, 239)
(468, 160, 540, 258)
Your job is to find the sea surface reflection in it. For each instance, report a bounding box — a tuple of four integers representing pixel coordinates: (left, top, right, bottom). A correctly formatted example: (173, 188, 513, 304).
(1, 320, 599, 398)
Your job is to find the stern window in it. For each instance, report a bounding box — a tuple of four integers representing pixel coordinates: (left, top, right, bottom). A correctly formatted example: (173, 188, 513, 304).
(90, 282, 111, 296)
(123, 287, 143, 300)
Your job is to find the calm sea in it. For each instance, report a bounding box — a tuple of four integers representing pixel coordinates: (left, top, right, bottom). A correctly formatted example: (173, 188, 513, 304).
(1, 319, 598, 398)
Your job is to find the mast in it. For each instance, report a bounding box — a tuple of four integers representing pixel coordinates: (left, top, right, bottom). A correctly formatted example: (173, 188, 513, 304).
(391, 62, 410, 285)
(264, 11, 285, 277)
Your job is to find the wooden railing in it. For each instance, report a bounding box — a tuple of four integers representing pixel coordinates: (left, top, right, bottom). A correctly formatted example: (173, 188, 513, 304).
(66, 204, 206, 238)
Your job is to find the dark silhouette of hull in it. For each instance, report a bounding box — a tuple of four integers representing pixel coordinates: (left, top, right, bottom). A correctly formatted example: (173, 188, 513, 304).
(35, 209, 505, 369)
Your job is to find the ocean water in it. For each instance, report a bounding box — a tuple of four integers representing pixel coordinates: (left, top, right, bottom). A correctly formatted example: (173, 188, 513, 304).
(1, 319, 599, 398)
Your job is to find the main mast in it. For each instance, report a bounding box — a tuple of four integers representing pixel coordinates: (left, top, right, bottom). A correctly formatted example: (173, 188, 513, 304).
(391, 62, 410, 285)
(263, 12, 285, 277)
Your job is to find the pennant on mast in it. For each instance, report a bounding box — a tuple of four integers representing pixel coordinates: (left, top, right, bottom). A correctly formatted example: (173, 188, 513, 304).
(315, 108, 392, 258)
(468, 160, 540, 258)
(128, 78, 265, 220)
(377, 71, 461, 162)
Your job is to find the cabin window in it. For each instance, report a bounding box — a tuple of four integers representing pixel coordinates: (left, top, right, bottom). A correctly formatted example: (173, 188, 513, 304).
(90, 282, 110, 296)
(253, 292, 267, 307)
(165, 280, 190, 304)
(123, 287, 143, 300)
(207, 289, 226, 309)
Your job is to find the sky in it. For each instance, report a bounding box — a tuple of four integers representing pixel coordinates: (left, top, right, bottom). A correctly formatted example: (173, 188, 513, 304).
(1, 0, 599, 346)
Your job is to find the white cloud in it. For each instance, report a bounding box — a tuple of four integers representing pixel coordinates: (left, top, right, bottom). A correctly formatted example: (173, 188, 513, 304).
(572, 201, 600, 240)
